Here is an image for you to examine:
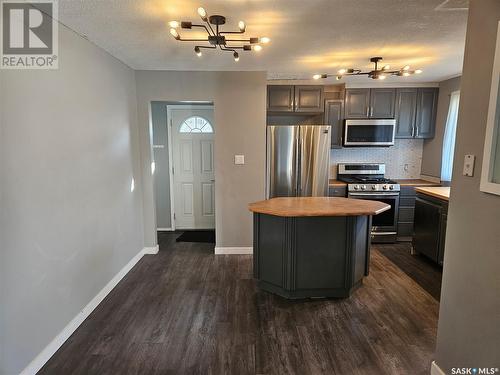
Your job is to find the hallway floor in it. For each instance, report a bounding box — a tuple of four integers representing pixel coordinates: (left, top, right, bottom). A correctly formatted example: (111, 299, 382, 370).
(39, 233, 439, 375)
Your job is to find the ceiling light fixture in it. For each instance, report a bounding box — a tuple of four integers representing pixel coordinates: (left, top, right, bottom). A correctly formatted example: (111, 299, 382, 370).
(313, 57, 423, 80)
(169, 8, 269, 61)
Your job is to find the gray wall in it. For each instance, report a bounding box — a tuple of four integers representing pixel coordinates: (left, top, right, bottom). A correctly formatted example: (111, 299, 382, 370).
(135, 71, 267, 248)
(151, 102, 172, 229)
(0, 24, 144, 374)
(421, 76, 461, 178)
(435, 0, 500, 372)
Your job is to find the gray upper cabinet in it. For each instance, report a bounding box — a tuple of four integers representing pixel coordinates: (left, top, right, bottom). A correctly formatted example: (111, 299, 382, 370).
(415, 88, 438, 139)
(267, 85, 294, 112)
(395, 87, 438, 139)
(370, 88, 396, 118)
(295, 86, 324, 113)
(267, 85, 324, 113)
(395, 88, 418, 138)
(345, 88, 370, 118)
(325, 99, 344, 148)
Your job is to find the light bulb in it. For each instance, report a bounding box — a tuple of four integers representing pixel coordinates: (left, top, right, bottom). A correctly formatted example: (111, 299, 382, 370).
(403, 65, 410, 71)
(194, 46, 202, 57)
(253, 44, 262, 52)
(170, 28, 179, 39)
(151, 161, 156, 175)
(403, 72, 410, 77)
(130, 178, 135, 192)
(313, 74, 321, 80)
(198, 7, 207, 18)
(169, 21, 179, 28)
(415, 69, 423, 74)
(336, 75, 342, 80)
(259, 37, 270, 44)
(338, 68, 347, 75)
(382, 64, 390, 70)
(233, 52, 239, 62)
(378, 74, 386, 80)
(238, 20, 246, 31)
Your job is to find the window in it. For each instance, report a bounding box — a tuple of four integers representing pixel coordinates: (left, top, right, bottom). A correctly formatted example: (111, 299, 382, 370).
(441, 91, 460, 182)
(179, 116, 213, 133)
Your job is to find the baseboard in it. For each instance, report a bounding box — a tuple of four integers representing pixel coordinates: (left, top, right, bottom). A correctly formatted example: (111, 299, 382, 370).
(157, 228, 174, 232)
(20, 246, 157, 375)
(420, 174, 442, 184)
(214, 246, 253, 255)
(143, 244, 159, 254)
(431, 361, 446, 375)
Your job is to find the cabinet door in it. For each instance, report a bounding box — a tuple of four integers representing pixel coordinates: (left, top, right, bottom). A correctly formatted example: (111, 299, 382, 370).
(415, 88, 438, 138)
(395, 88, 418, 138)
(413, 197, 442, 262)
(438, 213, 447, 266)
(325, 99, 344, 148)
(345, 89, 370, 118)
(267, 85, 294, 112)
(294, 86, 324, 113)
(369, 88, 396, 118)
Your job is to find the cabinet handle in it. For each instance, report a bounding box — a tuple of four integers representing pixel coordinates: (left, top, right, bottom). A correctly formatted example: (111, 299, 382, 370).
(416, 125, 419, 137)
(411, 125, 415, 137)
(370, 106, 373, 117)
(366, 107, 370, 117)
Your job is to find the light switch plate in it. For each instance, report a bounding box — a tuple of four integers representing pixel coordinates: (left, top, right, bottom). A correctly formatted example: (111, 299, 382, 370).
(234, 155, 245, 165)
(463, 154, 475, 176)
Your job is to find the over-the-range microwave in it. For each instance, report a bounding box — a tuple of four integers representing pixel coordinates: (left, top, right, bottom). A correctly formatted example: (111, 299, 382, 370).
(343, 119, 396, 147)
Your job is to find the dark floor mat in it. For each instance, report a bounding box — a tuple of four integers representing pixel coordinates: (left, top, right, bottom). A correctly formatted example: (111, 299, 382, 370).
(176, 230, 215, 243)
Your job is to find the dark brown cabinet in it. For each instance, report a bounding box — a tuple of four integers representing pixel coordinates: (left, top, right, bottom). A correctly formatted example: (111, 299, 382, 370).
(413, 193, 448, 265)
(345, 88, 395, 119)
(395, 88, 438, 139)
(325, 99, 344, 148)
(267, 85, 324, 113)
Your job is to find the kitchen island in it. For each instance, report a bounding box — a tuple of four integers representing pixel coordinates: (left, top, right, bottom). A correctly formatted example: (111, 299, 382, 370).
(248, 197, 390, 299)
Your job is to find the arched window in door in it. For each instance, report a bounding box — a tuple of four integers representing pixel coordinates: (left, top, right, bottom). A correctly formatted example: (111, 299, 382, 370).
(179, 116, 213, 133)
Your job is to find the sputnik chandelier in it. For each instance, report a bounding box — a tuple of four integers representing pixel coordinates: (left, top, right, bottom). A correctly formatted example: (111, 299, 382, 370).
(169, 7, 270, 61)
(313, 57, 423, 80)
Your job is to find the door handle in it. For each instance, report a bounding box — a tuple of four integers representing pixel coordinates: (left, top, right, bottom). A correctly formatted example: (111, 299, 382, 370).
(210, 179, 215, 182)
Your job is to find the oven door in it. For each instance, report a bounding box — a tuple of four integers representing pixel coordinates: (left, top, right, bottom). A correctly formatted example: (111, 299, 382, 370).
(348, 192, 400, 241)
(344, 119, 395, 146)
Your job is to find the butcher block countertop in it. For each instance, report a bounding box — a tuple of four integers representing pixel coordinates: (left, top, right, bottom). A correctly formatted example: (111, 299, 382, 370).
(396, 179, 441, 187)
(328, 179, 347, 187)
(415, 186, 450, 201)
(248, 197, 390, 217)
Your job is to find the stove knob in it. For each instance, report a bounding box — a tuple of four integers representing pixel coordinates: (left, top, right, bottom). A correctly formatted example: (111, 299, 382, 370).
(383, 185, 388, 190)
(361, 185, 366, 190)
(372, 185, 376, 190)
(389, 185, 394, 190)
(353, 185, 359, 190)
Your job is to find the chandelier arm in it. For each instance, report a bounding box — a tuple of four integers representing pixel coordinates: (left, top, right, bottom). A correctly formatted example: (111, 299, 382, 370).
(219, 30, 245, 35)
(196, 45, 217, 49)
(218, 45, 237, 53)
(202, 19, 216, 36)
(177, 38, 211, 42)
(191, 24, 213, 36)
(225, 39, 251, 42)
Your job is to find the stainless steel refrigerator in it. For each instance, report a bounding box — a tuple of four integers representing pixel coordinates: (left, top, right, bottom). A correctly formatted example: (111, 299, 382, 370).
(267, 125, 331, 198)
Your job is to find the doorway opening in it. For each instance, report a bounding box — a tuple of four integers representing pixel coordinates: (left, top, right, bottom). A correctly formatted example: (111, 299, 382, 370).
(151, 102, 215, 239)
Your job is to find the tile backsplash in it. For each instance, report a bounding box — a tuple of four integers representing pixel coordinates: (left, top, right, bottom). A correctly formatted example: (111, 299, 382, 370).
(330, 139, 424, 179)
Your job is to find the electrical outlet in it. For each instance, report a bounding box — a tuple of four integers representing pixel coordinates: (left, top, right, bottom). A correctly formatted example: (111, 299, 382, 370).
(234, 155, 245, 165)
(463, 154, 475, 176)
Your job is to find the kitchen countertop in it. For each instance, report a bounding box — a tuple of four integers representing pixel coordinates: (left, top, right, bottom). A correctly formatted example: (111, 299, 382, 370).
(329, 179, 347, 187)
(395, 179, 441, 187)
(415, 186, 450, 201)
(248, 197, 390, 217)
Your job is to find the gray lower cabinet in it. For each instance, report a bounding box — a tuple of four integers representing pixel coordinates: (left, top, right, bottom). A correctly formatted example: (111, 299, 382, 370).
(267, 85, 324, 113)
(325, 99, 344, 148)
(413, 193, 448, 265)
(395, 88, 438, 139)
(397, 186, 417, 241)
(329, 185, 347, 197)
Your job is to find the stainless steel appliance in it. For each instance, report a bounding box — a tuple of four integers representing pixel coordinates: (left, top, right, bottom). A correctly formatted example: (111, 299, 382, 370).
(337, 163, 400, 243)
(267, 125, 331, 198)
(344, 119, 396, 146)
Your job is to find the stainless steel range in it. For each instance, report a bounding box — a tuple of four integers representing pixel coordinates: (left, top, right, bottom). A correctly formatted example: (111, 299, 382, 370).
(337, 163, 400, 243)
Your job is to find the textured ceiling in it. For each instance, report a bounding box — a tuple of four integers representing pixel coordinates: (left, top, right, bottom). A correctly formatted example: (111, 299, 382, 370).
(58, 0, 468, 82)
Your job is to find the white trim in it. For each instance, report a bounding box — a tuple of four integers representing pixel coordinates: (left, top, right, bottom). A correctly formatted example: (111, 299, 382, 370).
(420, 174, 442, 184)
(480, 21, 500, 196)
(20, 246, 157, 375)
(430, 361, 446, 375)
(143, 245, 159, 254)
(214, 247, 253, 255)
(157, 227, 174, 231)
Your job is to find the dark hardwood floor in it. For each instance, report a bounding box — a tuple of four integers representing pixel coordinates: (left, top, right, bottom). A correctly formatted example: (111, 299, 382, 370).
(39, 233, 439, 375)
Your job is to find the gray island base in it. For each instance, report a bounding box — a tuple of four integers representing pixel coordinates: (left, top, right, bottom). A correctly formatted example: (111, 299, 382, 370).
(248, 197, 390, 299)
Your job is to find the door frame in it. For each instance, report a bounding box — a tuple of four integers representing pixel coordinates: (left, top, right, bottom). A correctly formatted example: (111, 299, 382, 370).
(166, 104, 215, 231)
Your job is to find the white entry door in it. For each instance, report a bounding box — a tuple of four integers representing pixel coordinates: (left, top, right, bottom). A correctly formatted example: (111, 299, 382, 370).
(169, 106, 215, 229)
